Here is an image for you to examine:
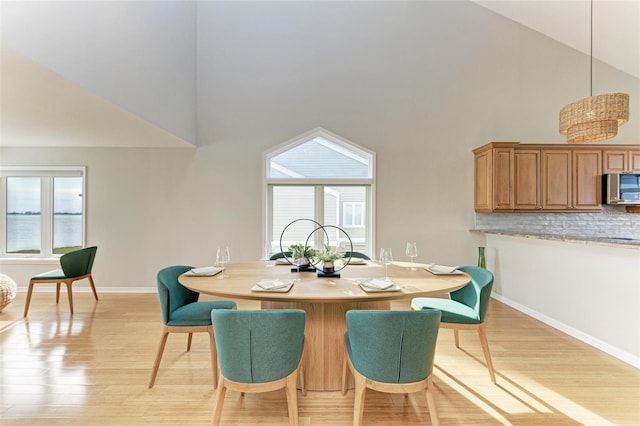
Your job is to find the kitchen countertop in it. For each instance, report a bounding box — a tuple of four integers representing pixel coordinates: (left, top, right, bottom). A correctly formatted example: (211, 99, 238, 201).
(470, 229, 640, 248)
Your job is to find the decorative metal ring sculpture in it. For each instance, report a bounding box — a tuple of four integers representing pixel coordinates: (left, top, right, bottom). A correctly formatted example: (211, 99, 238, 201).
(278, 218, 328, 270)
(278, 219, 354, 277)
(304, 224, 353, 277)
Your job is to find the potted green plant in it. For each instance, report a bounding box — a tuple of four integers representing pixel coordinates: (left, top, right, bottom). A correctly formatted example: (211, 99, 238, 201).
(288, 244, 317, 265)
(317, 244, 343, 273)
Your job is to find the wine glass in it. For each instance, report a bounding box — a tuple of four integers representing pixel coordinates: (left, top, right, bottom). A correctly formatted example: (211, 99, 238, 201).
(406, 242, 418, 271)
(216, 246, 230, 279)
(264, 242, 274, 267)
(379, 248, 393, 281)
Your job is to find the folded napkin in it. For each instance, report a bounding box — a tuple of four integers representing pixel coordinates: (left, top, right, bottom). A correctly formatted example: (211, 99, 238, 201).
(188, 266, 223, 276)
(361, 278, 395, 290)
(256, 279, 291, 290)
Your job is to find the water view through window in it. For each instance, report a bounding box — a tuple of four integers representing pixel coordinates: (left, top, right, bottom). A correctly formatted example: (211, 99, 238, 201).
(5, 176, 83, 254)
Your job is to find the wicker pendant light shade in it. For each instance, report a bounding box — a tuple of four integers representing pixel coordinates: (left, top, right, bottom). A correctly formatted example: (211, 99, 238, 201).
(558, 1, 630, 144)
(559, 93, 629, 144)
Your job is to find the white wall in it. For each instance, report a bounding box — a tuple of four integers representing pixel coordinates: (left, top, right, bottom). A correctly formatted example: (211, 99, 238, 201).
(1, 1, 197, 144)
(486, 234, 640, 366)
(1, 1, 639, 291)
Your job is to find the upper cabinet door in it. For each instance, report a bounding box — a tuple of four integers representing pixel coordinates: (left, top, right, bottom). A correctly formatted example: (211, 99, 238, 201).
(573, 150, 601, 210)
(493, 148, 515, 210)
(541, 150, 571, 210)
(514, 149, 541, 210)
(603, 149, 640, 173)
(629, 151, 640, 173)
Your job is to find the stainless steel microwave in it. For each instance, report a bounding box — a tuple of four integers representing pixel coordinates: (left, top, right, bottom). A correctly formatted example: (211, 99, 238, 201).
(604, 173, 640, 205)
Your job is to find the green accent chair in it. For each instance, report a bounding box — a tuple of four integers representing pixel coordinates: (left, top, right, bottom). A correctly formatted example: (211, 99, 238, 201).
(24, 246, 98, 317)
(343, 251, 370, 260)
(211, 309, 306, 426)
(411, 265, 496, 383)
(342, 310, 441, 426)
(269, 251, 292, 260)
(148, 265, 237, 389)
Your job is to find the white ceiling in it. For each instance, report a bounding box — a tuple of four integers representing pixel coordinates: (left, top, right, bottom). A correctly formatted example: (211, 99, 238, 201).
(473, 0, 640, 79)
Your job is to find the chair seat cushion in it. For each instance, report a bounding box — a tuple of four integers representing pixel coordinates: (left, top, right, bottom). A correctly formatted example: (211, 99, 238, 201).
(30, 269, 67, 280)
(412, 297, 480, 324)
(168, 300, 236, 326)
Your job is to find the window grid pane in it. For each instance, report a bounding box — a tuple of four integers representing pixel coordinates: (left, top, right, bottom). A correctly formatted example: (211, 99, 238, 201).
(53, 177, 84, 254)
(6, 177, 41, 254)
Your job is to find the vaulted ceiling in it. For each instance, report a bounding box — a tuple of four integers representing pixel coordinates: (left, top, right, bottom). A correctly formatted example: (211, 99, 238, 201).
(1, 1, 638, 149)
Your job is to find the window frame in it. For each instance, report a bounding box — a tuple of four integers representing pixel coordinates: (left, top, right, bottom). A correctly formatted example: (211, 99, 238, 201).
(343, 201, 366, 228)
(262, 128, 376, 258)
(0, 166, 86, 259)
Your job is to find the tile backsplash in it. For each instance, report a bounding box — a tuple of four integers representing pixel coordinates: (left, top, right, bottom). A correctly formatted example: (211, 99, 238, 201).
(475, 205, 640, 239)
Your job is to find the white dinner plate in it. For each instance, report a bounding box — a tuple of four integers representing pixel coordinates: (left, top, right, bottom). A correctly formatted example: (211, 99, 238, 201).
(424, 264, 463, 275)
(184, 266, 223, 276)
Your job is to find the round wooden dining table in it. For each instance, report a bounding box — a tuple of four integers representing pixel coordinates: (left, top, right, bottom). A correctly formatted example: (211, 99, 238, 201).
(180, 260, 470, 391)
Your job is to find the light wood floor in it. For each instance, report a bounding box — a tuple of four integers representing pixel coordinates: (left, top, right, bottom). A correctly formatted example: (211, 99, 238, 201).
(1, 291, 639, 425)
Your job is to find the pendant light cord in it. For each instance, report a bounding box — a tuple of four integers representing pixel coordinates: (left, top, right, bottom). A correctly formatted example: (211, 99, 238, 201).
(590, 0, 593, 96)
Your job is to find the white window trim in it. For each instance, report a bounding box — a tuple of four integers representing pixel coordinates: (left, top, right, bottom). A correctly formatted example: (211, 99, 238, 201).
(0, 166, 86, 259)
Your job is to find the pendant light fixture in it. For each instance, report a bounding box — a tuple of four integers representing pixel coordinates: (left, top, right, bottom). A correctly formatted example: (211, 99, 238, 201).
(559, 0, 629, 144)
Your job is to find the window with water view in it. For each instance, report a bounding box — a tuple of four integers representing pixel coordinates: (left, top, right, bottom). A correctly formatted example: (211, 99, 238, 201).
(2, 167, 85, 257)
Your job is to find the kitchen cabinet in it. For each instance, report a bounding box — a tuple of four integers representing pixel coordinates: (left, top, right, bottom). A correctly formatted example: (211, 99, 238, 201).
(514, 149, 541, 210)
(572, 150, 602, 210)
(541, 150, 571, 209)
(603, 149, 640, 173)
(541, 149, 601, 210)
(474, 142, 616, 213)
(473, 143, 518, 212)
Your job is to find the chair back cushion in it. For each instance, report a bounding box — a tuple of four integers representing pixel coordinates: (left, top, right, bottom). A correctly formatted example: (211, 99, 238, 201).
(344, 251, 371, 260)
(156, 265, 198, 325)
(211, 309, 305, 383)
(345, 309, 441, 383)
(449, 266, 494, 322)
(269, 251, 292, 260)
(60, 246, 98, 278)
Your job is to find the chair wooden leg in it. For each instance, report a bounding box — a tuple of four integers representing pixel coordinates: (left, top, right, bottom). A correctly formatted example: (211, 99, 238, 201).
(299, 362, 306, 396)
(212, 376, 227, 426)
(208, 327, 218, 389)
(56, 282, 61, 304)
(341, 352, 348, 395)
(285, 372, 299, 426)
(453, 328, 460, 348)
(148, 329, 170, 388)
(88, 274, 99, 300)
(187, 333, 193, 351)
(477, 325, 496, 384)
(23, 281, 35, 317)
(352, 371, 367, 426)
(425, 376, 440, 426)
(65, 282, 74, 314)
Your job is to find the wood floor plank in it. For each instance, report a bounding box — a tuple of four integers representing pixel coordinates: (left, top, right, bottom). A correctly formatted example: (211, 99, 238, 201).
(1, 292, 638, 425)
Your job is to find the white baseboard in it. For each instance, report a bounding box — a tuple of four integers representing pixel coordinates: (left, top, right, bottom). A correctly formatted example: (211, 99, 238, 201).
(492, 293, 640, 369)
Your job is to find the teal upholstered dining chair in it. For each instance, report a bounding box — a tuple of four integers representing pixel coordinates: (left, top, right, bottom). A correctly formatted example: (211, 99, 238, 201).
(343, 251, 370, 260)
(411, 265, 496, 383)
(148, 265, 237, 389)
(211, 309, 306, 426)
(342, 310, 441, 426)
(24, 246, 98, 317)
(269, 251, 292, 260)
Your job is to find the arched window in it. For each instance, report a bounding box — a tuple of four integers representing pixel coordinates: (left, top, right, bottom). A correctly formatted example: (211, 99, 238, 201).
(264, 128, 375, 258)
